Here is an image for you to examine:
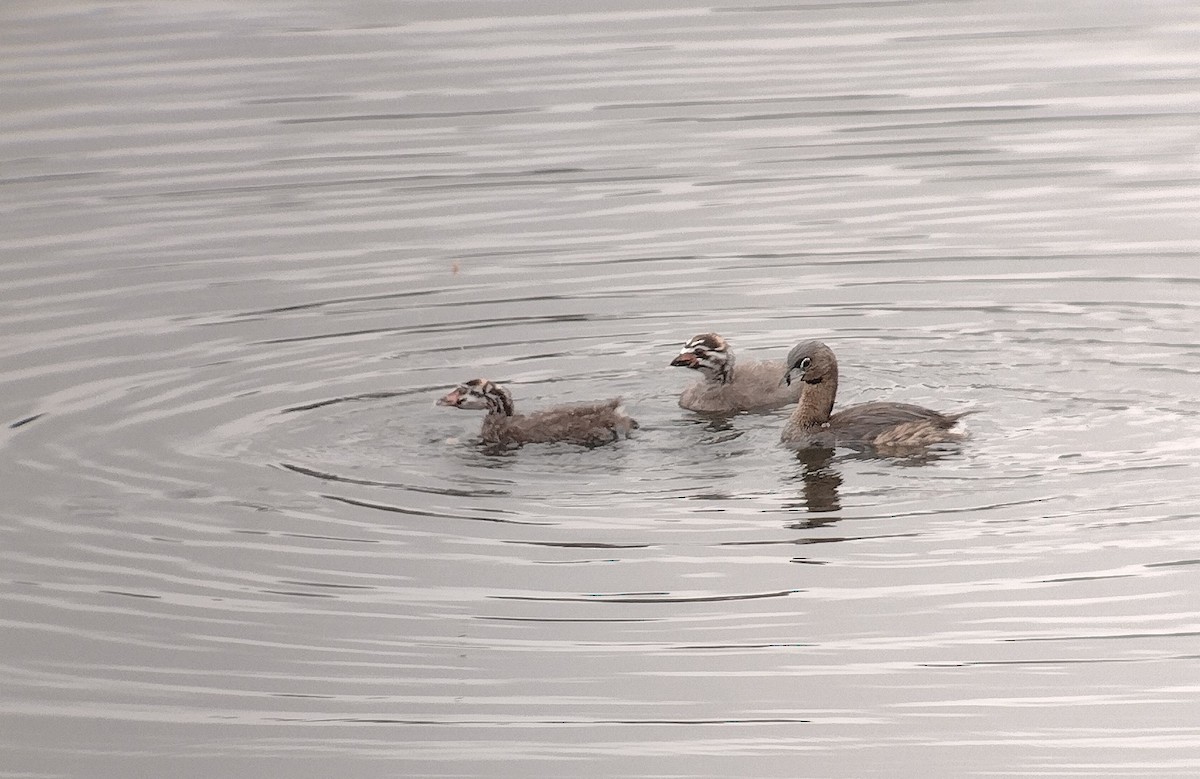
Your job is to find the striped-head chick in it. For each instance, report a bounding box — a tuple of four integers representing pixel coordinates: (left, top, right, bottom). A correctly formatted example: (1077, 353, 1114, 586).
(670, 333, 733, 383)
(436, 378, 514, 416)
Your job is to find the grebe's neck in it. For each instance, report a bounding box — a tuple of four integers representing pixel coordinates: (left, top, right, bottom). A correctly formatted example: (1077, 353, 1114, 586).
(787, 373, 837, 429)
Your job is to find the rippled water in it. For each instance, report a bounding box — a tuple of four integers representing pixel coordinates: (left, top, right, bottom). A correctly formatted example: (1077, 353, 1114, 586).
(3, 2, 1200, 776)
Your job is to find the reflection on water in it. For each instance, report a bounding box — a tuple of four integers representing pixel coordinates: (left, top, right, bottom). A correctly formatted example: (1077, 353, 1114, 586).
(3, 1, 1200, 777)
(787, 446, 843, 514)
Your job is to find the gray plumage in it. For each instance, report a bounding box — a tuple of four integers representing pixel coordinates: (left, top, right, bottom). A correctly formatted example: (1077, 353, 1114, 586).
(437, 378, 638, 448)
(780, 340, 969, 452)
(671, 333, 801, 413)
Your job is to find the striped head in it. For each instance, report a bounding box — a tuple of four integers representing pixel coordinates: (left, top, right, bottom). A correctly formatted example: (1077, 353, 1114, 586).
(670, 332, 733, 383)
(436, 378, 514, 416)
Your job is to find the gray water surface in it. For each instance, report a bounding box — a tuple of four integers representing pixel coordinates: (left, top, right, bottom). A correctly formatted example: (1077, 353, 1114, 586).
(3, 2, 1200, 777)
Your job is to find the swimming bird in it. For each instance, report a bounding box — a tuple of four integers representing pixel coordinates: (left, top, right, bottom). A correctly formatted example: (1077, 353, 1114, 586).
(437, 378, 638, 447)
(671, 332, 801, 413)
(780, 340, 969, 453)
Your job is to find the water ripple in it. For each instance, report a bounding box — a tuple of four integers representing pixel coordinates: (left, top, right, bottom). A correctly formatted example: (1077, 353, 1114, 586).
(3, 1, 1200, 776)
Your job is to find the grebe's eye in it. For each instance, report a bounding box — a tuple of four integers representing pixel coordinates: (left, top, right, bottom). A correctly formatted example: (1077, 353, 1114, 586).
(694, 348, 708, 357)
(799, 357, 812, 371)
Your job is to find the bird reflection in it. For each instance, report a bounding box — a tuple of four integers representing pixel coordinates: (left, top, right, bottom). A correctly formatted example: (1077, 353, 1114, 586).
(783, 446, 842, 514)
(680, 412, 743, 444)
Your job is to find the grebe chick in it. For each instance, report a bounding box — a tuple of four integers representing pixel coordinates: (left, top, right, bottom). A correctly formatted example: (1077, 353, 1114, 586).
(780, 340, 969, 452)
(671, 333, 801, 413)
(437, 378, 638, 448)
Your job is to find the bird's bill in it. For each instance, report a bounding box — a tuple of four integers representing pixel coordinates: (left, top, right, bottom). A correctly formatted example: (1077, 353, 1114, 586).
(436, 388, 463, 406)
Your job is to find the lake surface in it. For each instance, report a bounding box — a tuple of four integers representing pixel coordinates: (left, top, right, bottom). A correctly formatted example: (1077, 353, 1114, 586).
(3, 1, 1200, 776)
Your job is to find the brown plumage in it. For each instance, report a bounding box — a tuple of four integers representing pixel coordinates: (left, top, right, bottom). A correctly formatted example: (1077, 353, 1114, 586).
(436, 378, 638, 448)
(671, 333, 801, 413)
(780, 340, 970, 453)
